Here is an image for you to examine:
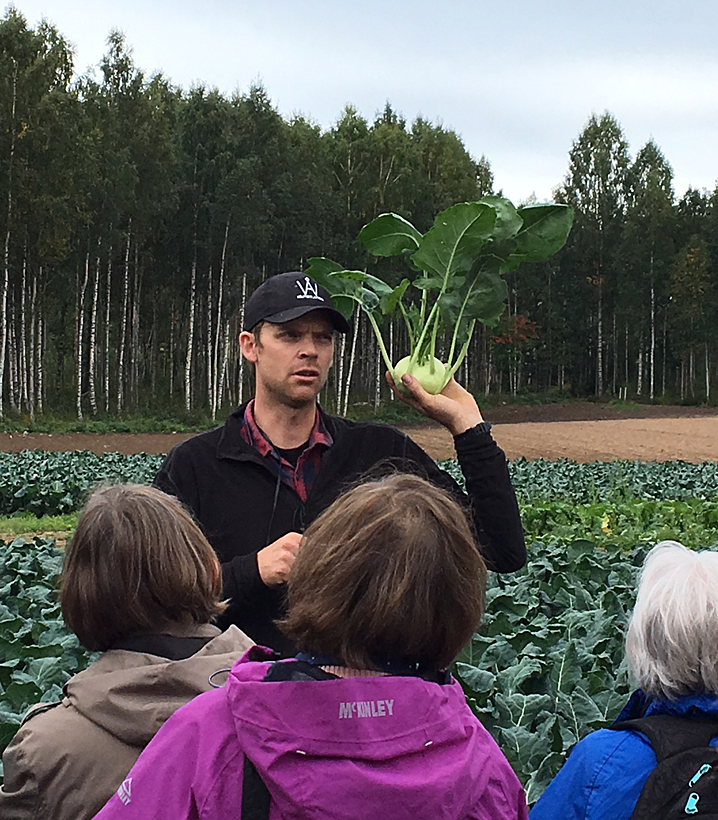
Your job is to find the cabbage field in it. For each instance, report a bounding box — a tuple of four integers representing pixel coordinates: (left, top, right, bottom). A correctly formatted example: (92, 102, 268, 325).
(1, 452, 718, 799)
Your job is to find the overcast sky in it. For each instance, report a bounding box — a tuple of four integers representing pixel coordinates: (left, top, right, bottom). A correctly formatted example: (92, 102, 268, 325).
(8, 0, 718, 203)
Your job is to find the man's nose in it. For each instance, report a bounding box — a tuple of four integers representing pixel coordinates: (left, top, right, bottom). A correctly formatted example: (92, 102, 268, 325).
(298, 337, 319, 357)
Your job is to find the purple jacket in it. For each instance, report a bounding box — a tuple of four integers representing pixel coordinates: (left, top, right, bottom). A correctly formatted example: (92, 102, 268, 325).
(94, 649, 527, 820)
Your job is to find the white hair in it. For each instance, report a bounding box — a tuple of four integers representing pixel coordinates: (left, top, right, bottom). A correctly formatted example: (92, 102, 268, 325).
(626, 540, 718, 700)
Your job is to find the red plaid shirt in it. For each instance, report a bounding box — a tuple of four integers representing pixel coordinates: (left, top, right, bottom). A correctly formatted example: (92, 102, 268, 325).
(239, 400, 333, 502)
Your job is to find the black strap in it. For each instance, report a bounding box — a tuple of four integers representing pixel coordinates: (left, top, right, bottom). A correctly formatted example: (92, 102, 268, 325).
(241, 755, 271, 820)
(611, 715, 718, 762)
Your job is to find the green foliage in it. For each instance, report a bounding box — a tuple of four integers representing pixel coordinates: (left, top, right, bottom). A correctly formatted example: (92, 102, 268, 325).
(0, 512, 77, 536)
(456, 539, 642, 803)
(0, 451, 163, 516)
(0, 537, 92, 774)
(309, 197, 573, 392)
(439, 457, 718, 503)
(521, 498, 718, 550)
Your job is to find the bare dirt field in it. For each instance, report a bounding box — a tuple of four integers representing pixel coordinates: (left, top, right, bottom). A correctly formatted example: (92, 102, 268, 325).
(0, 403, 715, 463)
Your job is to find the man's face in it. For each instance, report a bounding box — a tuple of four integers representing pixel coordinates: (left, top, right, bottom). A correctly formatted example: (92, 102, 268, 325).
(239, 311, 335, 409)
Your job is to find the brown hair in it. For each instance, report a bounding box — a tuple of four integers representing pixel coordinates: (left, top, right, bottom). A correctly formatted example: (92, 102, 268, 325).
(61, 484, 226, 651)
(279, 473, 486, 670)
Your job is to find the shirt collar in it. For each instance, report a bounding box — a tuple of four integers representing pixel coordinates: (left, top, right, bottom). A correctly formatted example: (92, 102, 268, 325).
(240, 399, 333, 456)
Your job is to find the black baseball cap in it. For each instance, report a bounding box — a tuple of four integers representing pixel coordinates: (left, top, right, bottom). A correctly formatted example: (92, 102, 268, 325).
(243, 271, 350, 333)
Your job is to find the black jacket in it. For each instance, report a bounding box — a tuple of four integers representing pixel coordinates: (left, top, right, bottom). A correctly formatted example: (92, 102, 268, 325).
(154, 405, 526, 653)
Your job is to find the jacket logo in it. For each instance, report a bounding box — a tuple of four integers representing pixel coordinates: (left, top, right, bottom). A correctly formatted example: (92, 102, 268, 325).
(118, 777, 132, 805)
(296, 276, 324, 301)
(339, 699, 394, 719)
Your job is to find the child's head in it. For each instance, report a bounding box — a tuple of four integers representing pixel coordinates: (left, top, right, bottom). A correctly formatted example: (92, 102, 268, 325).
(61, 484, 225, 651)
(280, 473, 486, 671)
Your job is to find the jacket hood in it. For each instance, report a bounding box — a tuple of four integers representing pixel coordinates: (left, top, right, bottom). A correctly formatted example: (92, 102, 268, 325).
(65, 624, 251, 746)
(225, 655, 524, 819)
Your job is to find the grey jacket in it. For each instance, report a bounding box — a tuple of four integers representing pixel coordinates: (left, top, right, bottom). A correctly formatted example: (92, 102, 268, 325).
(0, 623, 252, 820)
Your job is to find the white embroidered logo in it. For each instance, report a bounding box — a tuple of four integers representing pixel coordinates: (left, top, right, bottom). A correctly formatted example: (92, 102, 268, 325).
(339, 699, 394, 719)
(296, 276, 324, 301)
(118, 777, 132, 805)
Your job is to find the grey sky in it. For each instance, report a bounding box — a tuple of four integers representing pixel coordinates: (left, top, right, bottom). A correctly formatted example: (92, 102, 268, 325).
(9, 0, 718, 203)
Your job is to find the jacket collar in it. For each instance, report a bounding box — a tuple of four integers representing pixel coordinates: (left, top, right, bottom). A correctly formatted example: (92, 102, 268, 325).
(615, 688, 718, 723)
(217, 401, 342, 462)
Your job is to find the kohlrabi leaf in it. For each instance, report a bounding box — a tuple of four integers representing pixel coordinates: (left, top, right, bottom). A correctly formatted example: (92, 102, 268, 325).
(359, 213, 423, 257)
(461, 271, 509, 327)
(305, 257, 344, 279)
(304, 258, 357, 319)
(505, 204, 574, 269)
(362, 273, 394, 298)
(479, 196, 523, 243)
(304, 260, 372, 320)
(380, 278, 410, 315)
(412, 202, 497, 282)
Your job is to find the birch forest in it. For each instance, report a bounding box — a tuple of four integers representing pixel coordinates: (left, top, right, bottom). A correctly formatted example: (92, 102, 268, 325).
(2, 10, 718, 421)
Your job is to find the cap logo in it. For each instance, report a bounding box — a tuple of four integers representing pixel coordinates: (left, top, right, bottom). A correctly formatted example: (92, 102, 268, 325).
(296, 276, 324, 302)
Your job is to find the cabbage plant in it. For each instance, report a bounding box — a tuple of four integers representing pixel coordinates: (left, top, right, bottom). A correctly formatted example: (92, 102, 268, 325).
(307, 196, 573, 394)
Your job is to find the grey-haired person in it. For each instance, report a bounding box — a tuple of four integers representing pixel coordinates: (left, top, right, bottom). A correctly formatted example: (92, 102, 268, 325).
(154, 271, 526, 653)
(531, 540, 718, 820)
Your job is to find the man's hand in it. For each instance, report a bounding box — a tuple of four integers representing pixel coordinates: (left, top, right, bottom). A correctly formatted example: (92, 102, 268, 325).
(257, 532, 303, 586)
(386, 372, 483, 436)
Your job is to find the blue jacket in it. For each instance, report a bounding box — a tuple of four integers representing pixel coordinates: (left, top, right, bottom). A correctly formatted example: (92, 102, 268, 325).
(530, 690, 718, 820)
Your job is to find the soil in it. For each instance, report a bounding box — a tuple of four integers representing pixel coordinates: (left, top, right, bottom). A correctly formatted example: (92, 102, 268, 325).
(0, 402, 715, 463)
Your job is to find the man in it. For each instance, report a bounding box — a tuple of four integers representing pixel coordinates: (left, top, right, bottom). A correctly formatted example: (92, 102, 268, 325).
(155, 271, 525, 654)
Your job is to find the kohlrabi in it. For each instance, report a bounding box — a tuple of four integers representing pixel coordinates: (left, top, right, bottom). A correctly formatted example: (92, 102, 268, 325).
(306, 196, 573, 395)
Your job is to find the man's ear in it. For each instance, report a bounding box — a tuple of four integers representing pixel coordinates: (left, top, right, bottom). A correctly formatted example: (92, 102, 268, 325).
(239, 330, 259, 364)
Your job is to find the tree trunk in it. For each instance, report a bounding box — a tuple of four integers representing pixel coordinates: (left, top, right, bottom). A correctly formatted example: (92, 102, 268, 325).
(20, 254, 27, 411)
(342, 309, 360, 417)
(8, 290, 18, 413)
(76, 251, 90, 420)
(104, 249, 112, 412)
(185, 253, 197, 412)
(206, 272, 213, 410)
(28, 266, 36, 420)
(217, 318, 230, 412)
(0, 59, 18, 419)
(705, 342, 710, 401)
(117, 226, 131, 413)
(37, 313, 44, 414)
(211, 216, 230, 419)
(649, 264, 655, 401)
(596, 266, 603, 396)
(88, 244, 101, 416)
(238, 271, 247, 406)
(130, 244, 141, 406)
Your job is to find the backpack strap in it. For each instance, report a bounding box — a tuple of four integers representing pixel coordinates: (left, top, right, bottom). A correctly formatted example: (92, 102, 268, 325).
(241, 755, 271, 820)
(611, 715, 718, 762)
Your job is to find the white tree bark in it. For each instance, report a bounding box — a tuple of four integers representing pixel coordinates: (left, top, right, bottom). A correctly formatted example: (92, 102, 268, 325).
(76, 252, 90, 420)
(117, 227, 131, 413)
(88, 243, 101, 416)
(342, 309, 360, 417)
(104, 250, 112, 412)
(20, 254, 27, 411)
(0, 60, 19, 418)
(28, 266, 36, 420)
(185, 254, 197, 412)
(212, 217, 230, 419)
(237, 271, 247, 406)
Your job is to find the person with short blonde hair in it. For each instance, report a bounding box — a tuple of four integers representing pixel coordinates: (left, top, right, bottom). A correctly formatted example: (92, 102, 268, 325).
(531, 541, 718, 820)
(94, 474, 528, 820)
(0, 484, 252, 820)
